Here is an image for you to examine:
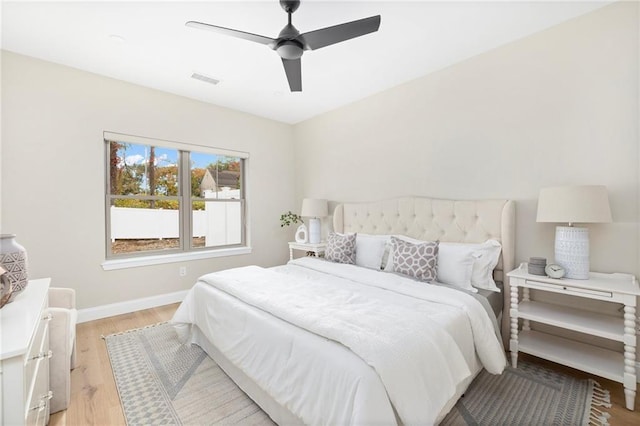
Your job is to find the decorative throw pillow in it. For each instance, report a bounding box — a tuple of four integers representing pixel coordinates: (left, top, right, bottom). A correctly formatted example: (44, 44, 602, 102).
(390, 236, 439, 282)
(384, 235, 425, 272)
(355, 234, 389, 270)
(325, 232, 357, 264)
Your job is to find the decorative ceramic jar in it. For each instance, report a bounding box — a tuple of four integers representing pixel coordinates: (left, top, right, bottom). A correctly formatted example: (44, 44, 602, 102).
(0, 234, 28, 302)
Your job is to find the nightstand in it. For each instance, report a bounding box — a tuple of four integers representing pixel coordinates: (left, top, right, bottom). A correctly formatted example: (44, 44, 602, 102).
(507, 264, 640, 410)
(288, 242, 326, 261)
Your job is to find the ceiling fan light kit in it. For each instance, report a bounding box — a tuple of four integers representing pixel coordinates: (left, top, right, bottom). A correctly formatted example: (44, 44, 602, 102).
(186, 0, 381, 92)
(276, 40, 303, 61)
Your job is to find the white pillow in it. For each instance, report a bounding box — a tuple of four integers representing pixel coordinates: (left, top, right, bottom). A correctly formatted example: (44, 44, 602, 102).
(469, 240, 502, 292)
(438, 240, 502, 292)
(355, 234, 389, 270)
(437, 242, 478, 292)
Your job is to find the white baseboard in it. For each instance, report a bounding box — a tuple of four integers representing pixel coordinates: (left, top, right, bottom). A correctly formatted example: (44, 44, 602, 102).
(77, 290, 188, 323)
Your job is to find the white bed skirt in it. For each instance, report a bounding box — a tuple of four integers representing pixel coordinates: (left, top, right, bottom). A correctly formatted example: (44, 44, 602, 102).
(191, 326, 303, 425)
(189, 325, 479, 425)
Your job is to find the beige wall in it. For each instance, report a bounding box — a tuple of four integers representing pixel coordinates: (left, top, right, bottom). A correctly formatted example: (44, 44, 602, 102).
(1, 51, 296, 309)
(293, 1, 639, 278)
(1, 1, 638, 313)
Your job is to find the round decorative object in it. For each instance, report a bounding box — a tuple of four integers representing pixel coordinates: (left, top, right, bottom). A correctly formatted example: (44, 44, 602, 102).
(295, 224, 308, 243)
(0, 234, 28, 302)
(545, 263, 566, 279)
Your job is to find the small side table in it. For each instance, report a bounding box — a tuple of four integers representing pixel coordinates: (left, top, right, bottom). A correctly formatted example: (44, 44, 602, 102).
(289, 242, 326, 260)
(507, 264, 640, 410)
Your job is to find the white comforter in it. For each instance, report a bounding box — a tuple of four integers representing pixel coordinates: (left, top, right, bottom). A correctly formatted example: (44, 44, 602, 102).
(172, 257, 506, 425)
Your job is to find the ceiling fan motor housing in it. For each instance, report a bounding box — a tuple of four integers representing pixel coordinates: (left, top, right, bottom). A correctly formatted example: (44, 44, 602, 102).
(280, 0, 300, 14)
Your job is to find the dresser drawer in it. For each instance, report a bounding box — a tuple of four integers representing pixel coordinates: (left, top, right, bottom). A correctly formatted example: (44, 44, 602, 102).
(25, 314, 51, 400)
(26, 312, 52, 362)
(25, 354, 50, 426)
(25, 402, 48, 426)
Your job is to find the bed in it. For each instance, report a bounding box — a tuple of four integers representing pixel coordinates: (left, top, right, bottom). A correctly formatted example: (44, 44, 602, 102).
(172, 197, 516, 425)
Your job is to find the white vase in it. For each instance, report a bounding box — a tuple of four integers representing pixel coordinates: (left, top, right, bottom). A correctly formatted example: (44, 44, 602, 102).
(0, 234, 28, 302)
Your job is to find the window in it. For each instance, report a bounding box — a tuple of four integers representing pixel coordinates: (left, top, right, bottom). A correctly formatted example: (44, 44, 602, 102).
(104, 132, 247, 262)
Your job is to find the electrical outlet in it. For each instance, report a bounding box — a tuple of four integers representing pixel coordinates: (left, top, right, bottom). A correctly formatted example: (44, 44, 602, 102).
(179, 266, 187, 277)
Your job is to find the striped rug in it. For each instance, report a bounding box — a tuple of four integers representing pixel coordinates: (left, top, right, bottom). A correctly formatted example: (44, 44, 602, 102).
(105, 322, 611, 425)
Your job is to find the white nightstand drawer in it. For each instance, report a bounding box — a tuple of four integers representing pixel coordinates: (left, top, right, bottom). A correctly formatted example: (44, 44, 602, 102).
(524, 279, 612, 298)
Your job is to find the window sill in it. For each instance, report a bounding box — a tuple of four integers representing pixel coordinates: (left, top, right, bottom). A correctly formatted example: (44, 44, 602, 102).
(101, 246, 252, 271)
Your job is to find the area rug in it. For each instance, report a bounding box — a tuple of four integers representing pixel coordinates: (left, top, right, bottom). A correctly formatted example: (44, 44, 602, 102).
(104, 322, 611, 425)
(104, 322, 274, 425)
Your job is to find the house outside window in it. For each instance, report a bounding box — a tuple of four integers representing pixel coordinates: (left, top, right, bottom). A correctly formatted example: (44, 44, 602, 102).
(104, 132, 248, 262)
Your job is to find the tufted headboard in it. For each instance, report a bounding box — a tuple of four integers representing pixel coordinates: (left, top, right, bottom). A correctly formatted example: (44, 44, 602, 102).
(333, 196, 515, 348)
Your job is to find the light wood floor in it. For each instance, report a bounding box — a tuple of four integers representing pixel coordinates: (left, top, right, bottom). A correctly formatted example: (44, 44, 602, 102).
(49, 303, 178, 426)
(51, 303, 640, 426)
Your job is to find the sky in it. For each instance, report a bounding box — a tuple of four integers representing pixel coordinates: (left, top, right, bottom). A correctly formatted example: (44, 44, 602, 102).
(121, 144, 220, 169)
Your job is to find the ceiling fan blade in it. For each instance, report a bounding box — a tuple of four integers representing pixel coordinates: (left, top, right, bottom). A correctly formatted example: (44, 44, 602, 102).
(186, 21, 275, 46)
(281, 58, 302, 92)
(300, 15, 381, 50)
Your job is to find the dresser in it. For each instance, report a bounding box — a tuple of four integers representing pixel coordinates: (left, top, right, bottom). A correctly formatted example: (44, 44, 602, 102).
(507, 265, 639, 410)
(1, 279, 52, 425)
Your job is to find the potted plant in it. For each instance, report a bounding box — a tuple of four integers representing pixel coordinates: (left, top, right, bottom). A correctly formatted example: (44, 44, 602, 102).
(280, 211, 307, 243)
(280, 211, 302, 228)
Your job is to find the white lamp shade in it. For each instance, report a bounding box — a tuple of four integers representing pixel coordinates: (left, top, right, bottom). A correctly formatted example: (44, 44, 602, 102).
(537, 185, 611, 280)
(536, 185, 612, 224)
(301, 199, 328, 218)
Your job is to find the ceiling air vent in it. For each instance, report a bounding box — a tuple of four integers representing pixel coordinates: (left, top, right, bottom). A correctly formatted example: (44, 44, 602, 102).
(191, 72, 220, 85)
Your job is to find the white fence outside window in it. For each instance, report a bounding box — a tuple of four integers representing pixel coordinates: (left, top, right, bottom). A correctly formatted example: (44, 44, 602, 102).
(110, 188, 241, 246)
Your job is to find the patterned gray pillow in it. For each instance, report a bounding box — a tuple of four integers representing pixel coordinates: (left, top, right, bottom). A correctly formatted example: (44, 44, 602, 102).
(390, 236, 439, 282)
(325, 232, 357, 264)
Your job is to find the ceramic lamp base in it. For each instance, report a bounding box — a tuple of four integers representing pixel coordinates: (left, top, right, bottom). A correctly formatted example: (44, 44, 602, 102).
(308, 218, 321, 244)
(554, 226, 589, 279)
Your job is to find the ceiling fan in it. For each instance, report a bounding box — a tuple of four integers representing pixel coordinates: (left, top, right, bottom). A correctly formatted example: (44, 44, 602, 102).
(186, 0, 381, 92)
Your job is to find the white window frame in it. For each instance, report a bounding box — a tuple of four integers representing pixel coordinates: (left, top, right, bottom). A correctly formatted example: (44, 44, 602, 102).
(101, 131, 250, 270)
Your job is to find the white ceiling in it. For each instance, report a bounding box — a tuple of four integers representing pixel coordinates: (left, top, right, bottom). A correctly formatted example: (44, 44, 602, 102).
(2, 1, 610, 124)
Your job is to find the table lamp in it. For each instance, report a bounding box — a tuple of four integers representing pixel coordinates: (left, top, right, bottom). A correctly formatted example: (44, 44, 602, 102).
(536, 185, 612, 279)
(301, 199, 328, 244)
